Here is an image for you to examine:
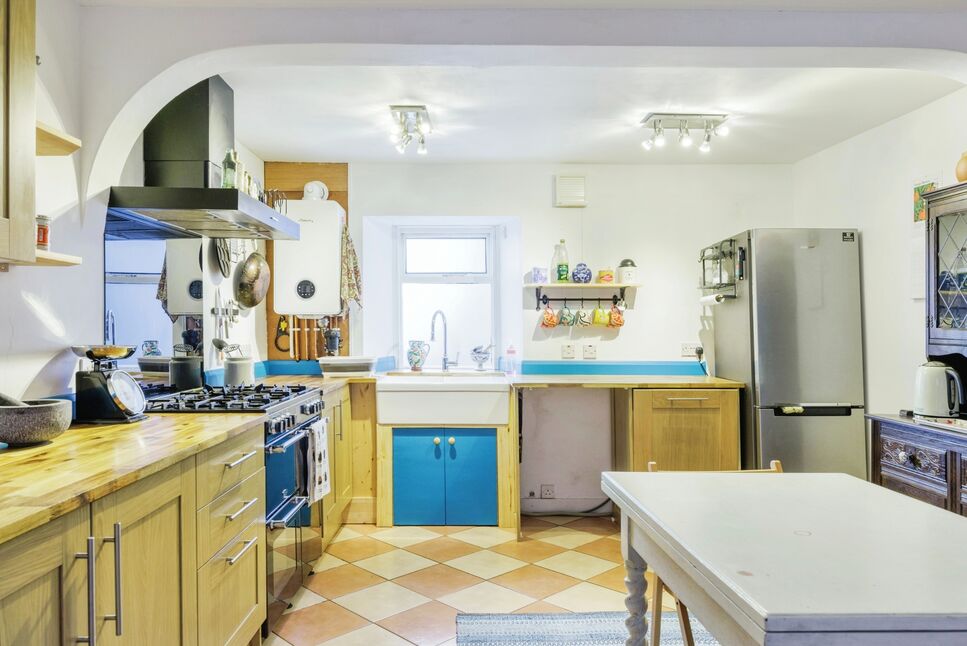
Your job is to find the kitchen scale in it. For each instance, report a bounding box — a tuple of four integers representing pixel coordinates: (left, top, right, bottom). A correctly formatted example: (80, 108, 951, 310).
(72, 345, 147, 423)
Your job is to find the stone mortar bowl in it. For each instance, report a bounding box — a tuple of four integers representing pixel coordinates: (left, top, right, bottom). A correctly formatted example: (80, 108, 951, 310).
(0, 399, 72, 446)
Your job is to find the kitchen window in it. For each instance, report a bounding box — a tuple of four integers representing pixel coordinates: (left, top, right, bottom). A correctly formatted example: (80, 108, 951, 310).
(397, 227, 499, 370)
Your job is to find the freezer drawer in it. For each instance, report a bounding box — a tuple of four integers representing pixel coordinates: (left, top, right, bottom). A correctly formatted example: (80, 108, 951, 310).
(756, 407, 867, 478)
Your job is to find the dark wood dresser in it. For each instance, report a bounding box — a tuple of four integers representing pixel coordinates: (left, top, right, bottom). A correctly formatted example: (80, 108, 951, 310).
(868, 413, 967, 514)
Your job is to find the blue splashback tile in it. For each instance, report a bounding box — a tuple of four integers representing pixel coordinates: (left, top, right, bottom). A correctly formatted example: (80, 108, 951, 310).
(521, 360, 706, 376)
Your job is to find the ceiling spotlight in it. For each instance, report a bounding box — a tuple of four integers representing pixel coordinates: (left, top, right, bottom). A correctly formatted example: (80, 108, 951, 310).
(389, 105, 432, 155)
(699, 133, 712, 154)
(679, 123, 693, 148)
(639, 112, 729, 154)
(715, 123, 730, 137)
(653, 121, 666, 148)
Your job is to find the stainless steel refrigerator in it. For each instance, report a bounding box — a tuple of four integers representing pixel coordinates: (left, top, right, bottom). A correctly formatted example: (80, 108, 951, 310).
(710, 229, 867, 478)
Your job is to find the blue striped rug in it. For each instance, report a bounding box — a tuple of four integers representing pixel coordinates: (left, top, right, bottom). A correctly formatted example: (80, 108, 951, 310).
(456, 611, 719, 645)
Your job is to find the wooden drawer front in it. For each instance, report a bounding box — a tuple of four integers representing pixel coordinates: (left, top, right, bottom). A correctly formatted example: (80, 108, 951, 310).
(198, 521, 266, 646)
(880, 435, 945, 483)
(198, 468, 266, 563)
(197, 427, 264, 507)
(649, 390, 728, 409)
(881, 470, 948, 509)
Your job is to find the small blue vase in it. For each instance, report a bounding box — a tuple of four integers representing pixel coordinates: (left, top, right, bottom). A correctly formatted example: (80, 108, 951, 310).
(572, 263, 592, 283)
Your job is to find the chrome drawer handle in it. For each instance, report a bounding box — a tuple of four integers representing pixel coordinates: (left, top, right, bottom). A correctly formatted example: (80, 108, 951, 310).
(225, 537, 258, 566)
(226, 498, 258, 522)
(75, 536, 96, 645)
(103, 522, 123, 635)
(225, 450, 257, 469)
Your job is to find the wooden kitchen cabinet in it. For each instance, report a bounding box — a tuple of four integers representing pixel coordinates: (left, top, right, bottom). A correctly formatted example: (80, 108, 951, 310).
(0, 506, 87, 645)
(0, 0, 36, 264)
(321, 387, 353, 544)
(616, 389, 740, 472)
(392, 427, 498, 526)
(869, 415, 967, 514)
(335, 387, 354, 515)
(91, 459, 198, 645)
(197, 521, 265, 646)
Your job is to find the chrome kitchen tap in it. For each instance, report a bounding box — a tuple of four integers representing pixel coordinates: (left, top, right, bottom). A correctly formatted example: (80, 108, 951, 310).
(430, 309, 451, 372)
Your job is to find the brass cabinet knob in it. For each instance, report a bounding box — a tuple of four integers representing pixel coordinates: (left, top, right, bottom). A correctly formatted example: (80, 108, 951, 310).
(433, 437, 441, 445)
(448, 437, 456, 446)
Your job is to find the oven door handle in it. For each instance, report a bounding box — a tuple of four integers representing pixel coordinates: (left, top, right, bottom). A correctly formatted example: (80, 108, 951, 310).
(265, 427, 310, 454)
(266, 496, 309, 531)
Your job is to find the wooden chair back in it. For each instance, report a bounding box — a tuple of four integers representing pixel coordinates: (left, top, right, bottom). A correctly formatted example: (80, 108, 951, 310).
(646, 459, 783, 473)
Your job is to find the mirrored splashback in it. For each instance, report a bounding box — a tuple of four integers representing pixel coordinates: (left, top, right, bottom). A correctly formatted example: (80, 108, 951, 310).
(103, 238, 204, 388)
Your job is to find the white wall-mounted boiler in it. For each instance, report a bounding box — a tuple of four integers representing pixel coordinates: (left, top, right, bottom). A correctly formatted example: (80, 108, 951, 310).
(273, 198, 344, 317)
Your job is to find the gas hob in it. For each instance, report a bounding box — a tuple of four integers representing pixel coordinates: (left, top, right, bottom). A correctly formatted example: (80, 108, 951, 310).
(145, 384, 315, 413)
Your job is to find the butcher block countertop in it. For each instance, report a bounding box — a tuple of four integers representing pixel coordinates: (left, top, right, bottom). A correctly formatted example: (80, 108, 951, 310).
(0, 375, 359, 546)
(510, 375, 743, 388)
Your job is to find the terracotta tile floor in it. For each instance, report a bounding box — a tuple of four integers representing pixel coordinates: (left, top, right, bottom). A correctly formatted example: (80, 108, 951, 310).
(267, 515, 677, 646)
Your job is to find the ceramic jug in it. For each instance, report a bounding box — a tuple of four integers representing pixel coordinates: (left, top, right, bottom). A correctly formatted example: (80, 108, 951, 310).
(407, 340, 430, 371)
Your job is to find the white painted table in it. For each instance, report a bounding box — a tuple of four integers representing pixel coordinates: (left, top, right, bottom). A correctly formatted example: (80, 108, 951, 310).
(602, 472, 967, 645)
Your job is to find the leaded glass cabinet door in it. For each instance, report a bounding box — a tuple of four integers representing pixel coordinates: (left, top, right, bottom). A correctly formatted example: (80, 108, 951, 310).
(926, 184, 967, 352)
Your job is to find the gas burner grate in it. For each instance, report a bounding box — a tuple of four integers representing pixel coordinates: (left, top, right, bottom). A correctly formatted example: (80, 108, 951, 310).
(145, 383, 311, 413)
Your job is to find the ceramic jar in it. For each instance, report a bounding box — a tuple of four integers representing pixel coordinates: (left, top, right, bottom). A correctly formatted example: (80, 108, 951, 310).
(572, 263, 592, 283)
(407, 340, 430, 371)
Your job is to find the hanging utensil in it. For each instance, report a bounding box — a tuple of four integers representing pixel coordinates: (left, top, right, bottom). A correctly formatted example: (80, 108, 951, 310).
(233, 252, 270, 309)
(215, 239, 232, 278)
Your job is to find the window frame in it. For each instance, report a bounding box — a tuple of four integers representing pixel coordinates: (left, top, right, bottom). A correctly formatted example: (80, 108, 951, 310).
(394, 225, 501, 369)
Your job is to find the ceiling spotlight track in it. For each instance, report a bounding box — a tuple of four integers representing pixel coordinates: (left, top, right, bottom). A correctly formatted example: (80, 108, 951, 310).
(639, 112, 728, 154)
(390, 105, 432, 155)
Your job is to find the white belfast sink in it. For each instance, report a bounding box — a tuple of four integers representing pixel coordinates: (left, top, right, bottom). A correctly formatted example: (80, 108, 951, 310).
(376, 375, 510, 425)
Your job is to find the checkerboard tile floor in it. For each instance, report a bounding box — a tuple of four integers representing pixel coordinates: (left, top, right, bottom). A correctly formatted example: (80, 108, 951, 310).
(267, 515, 679, 646)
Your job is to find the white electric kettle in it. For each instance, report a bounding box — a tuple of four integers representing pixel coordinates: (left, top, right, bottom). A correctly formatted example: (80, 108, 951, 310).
(914, 361, 964, 418)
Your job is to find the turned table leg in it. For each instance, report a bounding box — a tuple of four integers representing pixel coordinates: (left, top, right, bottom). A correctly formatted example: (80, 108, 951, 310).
(624, 545, 649, 646)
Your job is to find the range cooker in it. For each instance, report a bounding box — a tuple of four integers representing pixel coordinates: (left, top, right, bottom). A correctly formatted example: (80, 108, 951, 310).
(145, 383, 324, 635)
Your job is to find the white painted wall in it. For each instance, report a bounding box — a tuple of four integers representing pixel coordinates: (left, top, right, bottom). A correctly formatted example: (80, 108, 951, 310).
(352, 162, 794, 362)
(792, 86, 967, 414)
(0, 0, 95, 399)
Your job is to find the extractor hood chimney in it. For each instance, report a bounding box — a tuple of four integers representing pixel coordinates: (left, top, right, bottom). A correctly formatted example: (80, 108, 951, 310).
(106, 75, 298, 241)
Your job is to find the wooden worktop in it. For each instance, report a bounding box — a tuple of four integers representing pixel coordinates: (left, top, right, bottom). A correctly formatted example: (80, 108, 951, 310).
(510, 375, 743, 388)
(0, 376, 359, 546)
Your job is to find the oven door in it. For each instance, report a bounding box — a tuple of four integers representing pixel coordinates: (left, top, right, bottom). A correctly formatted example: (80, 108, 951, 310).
(263, 419, 324, 633)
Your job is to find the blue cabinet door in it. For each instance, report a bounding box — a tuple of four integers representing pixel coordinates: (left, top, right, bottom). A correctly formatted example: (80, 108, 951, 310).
(393, 429, 446, 525)
(445, 428, 498, 526)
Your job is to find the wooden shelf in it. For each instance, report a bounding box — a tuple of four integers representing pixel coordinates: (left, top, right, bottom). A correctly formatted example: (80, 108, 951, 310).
(36, 121, 81, 156)
(524, 283, 640, 289)
(1, 249, 82, 268)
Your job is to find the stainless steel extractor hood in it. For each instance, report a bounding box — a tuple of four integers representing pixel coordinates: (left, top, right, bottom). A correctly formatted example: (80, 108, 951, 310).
(105, 76, 299, 241)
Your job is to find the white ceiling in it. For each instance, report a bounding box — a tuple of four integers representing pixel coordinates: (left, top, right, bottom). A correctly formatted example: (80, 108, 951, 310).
(223, 66, 961, 164)
(79, 0, 967, 9)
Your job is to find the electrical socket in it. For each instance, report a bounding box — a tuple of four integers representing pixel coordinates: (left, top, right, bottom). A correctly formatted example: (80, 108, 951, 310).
(583, 343, 597, 360)
(561, 343, 576, 359)
(681, 343, 701, 357)
(540, 484, 555, 499)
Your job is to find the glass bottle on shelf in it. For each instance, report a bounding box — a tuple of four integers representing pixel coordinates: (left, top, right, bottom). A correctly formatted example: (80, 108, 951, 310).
(552, 239, 570, 283)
